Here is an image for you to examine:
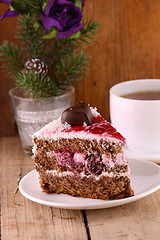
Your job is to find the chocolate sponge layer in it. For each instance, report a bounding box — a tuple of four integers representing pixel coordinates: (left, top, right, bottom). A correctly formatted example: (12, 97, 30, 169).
(33, 136, 134, 200)
(37, 171, 134, 200)
(33, 137, 122, 155)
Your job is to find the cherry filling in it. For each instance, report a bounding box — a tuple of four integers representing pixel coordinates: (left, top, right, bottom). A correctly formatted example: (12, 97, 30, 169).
(85, 154, 104, 175)
(55, 151, 74, 169)
(54, 150, 105, 175)
(55, 150, 85, 172)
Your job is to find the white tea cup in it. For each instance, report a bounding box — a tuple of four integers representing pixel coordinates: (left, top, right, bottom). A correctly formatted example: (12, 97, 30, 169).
(110, 79, 160, 153)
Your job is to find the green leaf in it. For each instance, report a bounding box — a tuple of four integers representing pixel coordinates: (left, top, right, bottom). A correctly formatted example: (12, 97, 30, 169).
(9, 5, 15, 11)
(42, 0, 49, 13)
(69, 31, 81, 39)
(33, 20, 41, 31)
(10, 0, 33, 14)
(75, 0, 82, 9)
(43, 27, 58, 39)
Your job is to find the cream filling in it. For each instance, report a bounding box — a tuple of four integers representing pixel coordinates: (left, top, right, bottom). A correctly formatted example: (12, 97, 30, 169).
(46, 150, 128, 168)
(45, 168, 130, 180)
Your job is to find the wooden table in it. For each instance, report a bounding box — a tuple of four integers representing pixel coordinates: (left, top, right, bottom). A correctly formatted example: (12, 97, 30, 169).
(1, 136, 160, 240)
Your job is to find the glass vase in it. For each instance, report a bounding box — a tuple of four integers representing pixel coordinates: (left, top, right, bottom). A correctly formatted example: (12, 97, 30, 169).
(9, 87, 75, 154)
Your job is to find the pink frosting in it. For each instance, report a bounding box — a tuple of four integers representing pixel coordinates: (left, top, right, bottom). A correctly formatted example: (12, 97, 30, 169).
(102, 154, 114, 168)
(33, 107, 126, 146)
(114, 153, 128, 165)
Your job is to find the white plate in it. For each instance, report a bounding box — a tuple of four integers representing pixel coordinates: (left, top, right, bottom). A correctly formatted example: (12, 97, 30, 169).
(123, 146, 160, 163)
(19, 159, 160, 210)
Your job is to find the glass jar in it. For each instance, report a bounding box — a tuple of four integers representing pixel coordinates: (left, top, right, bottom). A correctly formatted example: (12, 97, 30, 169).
(9, 87, 75, 154)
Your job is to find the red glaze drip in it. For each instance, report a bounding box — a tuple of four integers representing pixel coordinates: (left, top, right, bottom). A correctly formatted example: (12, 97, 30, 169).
(84, 121, 125, 141)
(64, 116, 125, 142)
(92, 115, 104, 123)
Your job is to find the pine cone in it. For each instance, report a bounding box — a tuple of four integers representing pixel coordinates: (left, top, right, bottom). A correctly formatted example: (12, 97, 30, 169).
(24, 58, 48, 76)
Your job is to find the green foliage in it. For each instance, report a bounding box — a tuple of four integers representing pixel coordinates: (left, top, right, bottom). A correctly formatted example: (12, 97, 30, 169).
(0, 13, 99, 98)
(80, 19, 100, 43)
(0, 41, 24, 77)
(47, 38, 78, 74)
(75, 0, 82, 9)
(16, 71, 59, 98)
(56, 51, 91, 90)
(10, 0, 43, 14)
(16, 14, 45, 57)
(15, 51, 90, 98)
(46, 19, 99, 74)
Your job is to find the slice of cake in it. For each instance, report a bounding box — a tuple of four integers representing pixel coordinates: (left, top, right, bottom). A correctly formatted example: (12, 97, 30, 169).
(32, 102, 134, 200)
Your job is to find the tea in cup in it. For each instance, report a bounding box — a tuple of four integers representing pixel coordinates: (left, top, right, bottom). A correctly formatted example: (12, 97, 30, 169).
(110, 79, 160, 153)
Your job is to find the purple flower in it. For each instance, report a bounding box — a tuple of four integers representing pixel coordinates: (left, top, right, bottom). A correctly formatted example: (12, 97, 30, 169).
(41, 0, 84, 39)
(81, 0, 85, 7)
(0, 0, 19, 21)
(0, 0, 12, 3)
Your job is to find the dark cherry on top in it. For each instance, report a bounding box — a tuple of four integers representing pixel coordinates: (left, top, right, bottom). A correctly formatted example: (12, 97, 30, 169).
(61, 102, 125, 141)
(61, 102, 93, 126)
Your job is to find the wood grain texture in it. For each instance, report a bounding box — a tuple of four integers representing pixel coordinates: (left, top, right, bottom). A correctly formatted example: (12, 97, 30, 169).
(86, 191, 160, 240)
(0, 137, 87, 240)
(75, 0, 160, 120)
(1, 0, 160, 135)
(1, 136, 160, 240)
(0, 4, 18, 136)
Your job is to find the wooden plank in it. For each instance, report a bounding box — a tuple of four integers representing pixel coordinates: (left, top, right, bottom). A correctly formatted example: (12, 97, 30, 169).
(86, 190, 160, 240)
(0, 137, 88, 240)
(0, 5, 19, 136)
(75, 0, 160, 120)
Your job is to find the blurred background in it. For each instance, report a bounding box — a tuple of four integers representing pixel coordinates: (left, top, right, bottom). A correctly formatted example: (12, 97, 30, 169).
(1, 0, 160, 136)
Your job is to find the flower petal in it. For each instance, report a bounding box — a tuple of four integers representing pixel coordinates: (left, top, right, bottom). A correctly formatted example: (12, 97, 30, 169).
(45, 0, 56, 16)
(41, 0, 84, 39)
(41, 13, 63, 32)
(0, 9, 19, 21)
(81, 0, 85, 7)
(0, 0, 12, 4)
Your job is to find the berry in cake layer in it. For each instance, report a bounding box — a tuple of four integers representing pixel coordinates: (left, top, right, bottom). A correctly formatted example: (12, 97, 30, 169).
(32, 102, 134, 200)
